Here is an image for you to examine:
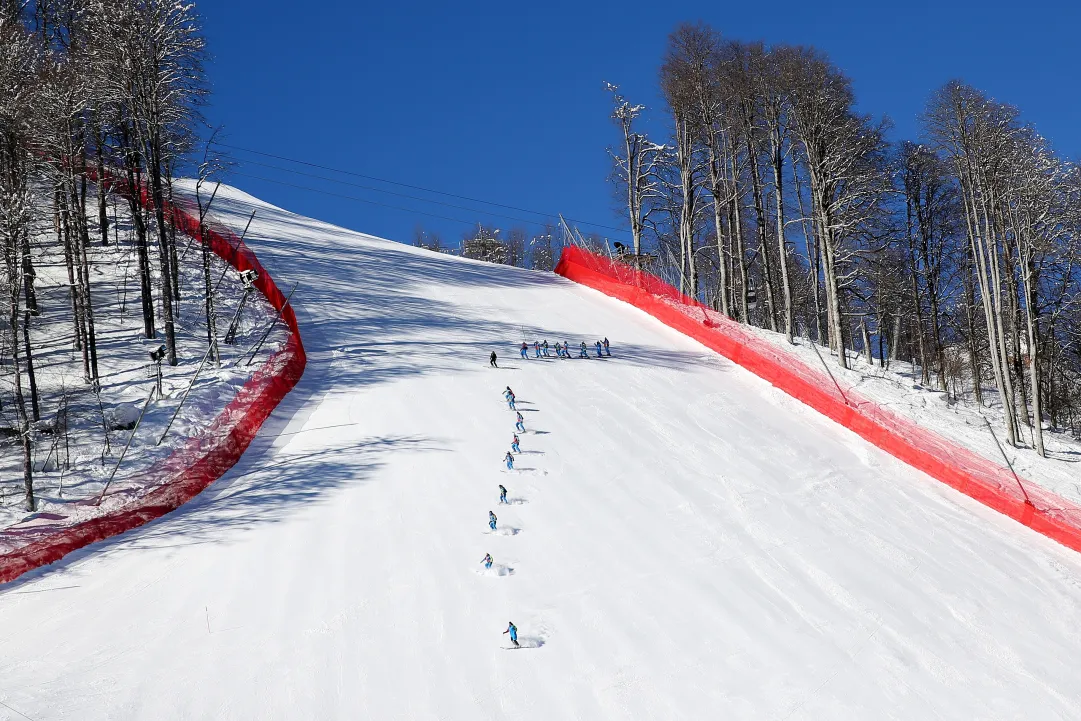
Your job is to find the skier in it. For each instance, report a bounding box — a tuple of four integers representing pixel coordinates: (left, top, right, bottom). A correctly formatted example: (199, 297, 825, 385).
(504, 451, 514, 470)
(515, 412, 526, 433)
(579, 341, 588, 358)
(481, 553, 493, 569)
(499, 484, 508, 504)
(542, 340, 550, 357)
(504, 386, 516, 410)
(520, 342, 529, 360)
(564, 341, 572, 357)
(503, 621, 520, 648)
(595, 340, 603, 357)
(603, 337, 611, 356)
(490, 351, 498, 368)
(511, 433, 521, 453)
(533, 341, 540, 358)
(489, 511, 498, 530)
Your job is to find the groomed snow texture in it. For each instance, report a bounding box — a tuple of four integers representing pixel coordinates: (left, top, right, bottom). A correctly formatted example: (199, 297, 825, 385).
(1, 186, 1080, 720)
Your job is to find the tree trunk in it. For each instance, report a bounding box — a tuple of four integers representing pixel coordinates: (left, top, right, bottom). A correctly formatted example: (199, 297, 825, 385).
(124, 147, 156, 339)
(769, 126, 794, 342)
(1019, 238, 1045, 456)
(9, 290, 33, 511)
(747, 144, 777, 331)
(707, 140, 730, 317)
(148, 139, 178, 365)
(726, 139, 749, 323)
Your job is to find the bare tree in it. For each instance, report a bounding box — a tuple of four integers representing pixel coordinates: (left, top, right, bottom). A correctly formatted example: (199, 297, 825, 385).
(605, 82, 666, 258)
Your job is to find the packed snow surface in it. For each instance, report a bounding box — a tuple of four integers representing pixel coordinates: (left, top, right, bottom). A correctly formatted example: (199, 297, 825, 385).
(1, 186, 1081, 720)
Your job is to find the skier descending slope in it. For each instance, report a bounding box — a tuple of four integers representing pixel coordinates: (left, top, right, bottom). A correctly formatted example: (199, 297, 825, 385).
(504, 622, 520, 648)
(603, 337, 611, 356)
(533, 341, 540, 358)
(481, 553, 493, 570)
(489, 351, 498, 367)
(511, 434, 520, 453)
(499, 484, 508, 504)
(520, 342, 529, 360)
(579, 341, 589, 358)
(595, 340, 603, 357)
(489, 511, 498, 530)
(515, 412, 525, 433)
(504, 452, 514, 470)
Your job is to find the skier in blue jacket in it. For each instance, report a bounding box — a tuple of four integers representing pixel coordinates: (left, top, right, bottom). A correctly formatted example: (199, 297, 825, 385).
(511, 433, 521, 453)
(520, 342, 529, 360)
(504, 622, 519, 648)
(533, 341, 540, 358)
(481, 553, 493, 569)
(504, 452, 514, 470)
(595, 340, 603, 357)
(515, 412, 525, 433)
(499, 484, 508, 504)
(489, 511, 498, 530)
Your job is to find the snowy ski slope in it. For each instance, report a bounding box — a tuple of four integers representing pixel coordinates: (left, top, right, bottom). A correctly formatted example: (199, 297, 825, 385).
(1, 186, 1081, 720)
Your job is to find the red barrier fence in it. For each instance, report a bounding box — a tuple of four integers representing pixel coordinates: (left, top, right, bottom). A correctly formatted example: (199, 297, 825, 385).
(0, 186, 306, 585)
(555, 245, 1081, 555)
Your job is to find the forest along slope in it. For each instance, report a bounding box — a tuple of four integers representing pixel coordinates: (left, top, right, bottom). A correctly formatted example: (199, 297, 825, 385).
(0, 184, 1080, 721)
(0, 192, 285, 540)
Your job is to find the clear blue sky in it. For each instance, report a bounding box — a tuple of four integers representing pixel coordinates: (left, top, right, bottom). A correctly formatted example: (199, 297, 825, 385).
(199, 0, 1081, 247)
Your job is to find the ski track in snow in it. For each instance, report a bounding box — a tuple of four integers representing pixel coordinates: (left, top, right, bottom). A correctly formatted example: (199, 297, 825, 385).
(0, 183, 1080, 719)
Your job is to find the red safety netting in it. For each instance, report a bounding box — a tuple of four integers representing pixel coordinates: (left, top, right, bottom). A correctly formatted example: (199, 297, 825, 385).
(0, 182, 306, 585)
(555, 245, 1081, 555)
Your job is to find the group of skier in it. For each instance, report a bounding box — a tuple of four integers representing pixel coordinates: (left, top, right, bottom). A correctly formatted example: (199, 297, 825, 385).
(519, 338, 611, 360)
(483, 384, 536, 648)
(484, 340, 609, 648)
(490, 338, 614, 367)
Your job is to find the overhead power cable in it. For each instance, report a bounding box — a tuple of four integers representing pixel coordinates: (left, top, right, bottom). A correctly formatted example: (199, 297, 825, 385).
(210, 140, 627, 234)
(228, 171, 553, 229)
(232, 157, 571, 227)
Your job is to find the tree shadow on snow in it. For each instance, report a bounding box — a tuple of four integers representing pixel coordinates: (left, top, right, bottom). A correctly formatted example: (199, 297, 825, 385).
(0, 435, 443, 591)
(183, 192, 736, 401)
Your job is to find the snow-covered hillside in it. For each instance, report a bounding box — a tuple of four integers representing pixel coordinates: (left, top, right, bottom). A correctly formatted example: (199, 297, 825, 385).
(0, 193, 284, 542)
(744, 324, 1081, 507)
(1, 185, 1080, 720)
